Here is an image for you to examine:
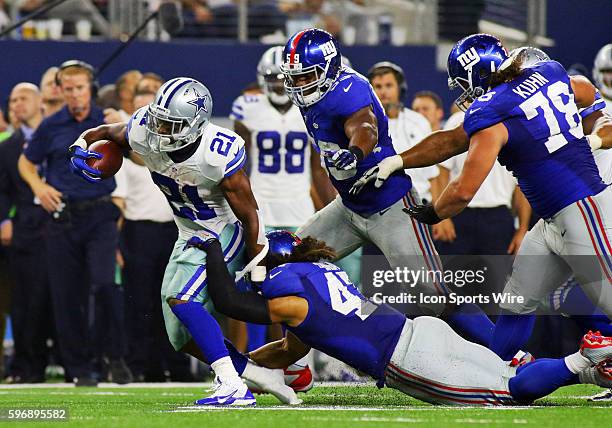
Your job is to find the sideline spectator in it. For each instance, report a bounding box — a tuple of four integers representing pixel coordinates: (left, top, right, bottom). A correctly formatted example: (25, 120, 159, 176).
(18, 60, 129, 386)
(103, 70, 142, 124)
(0, 83, 50, 383)
(411, 90, 444, 132)
(39, 67, 65, 118)
(369, 62, 439, 202)
(18, 0, 110, 37)
(136, 72, 164, 94)
(96, 84, 120, 110)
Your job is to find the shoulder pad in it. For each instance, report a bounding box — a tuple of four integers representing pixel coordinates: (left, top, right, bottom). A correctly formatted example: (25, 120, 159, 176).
(326, 73, 372, 117)
(127, 106, 149, 153)
(230, 94, 262, 121)
(203, 126, 246, 173)
(261, 264, 305, 299)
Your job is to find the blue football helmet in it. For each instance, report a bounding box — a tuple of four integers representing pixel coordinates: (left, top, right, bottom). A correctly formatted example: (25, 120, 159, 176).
(280, 28, 343, 107)
(266, 230, 302, 258)
(447, 33, 509, 110)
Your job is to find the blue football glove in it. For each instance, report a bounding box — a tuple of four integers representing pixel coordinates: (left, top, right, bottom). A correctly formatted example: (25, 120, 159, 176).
(328, 149, 358, 170)
(68, 145, 103, 183)
(183, 235, 219, 252)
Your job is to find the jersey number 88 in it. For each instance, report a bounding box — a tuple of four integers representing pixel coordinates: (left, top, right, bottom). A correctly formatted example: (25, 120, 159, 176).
(256, 131, 309, 174)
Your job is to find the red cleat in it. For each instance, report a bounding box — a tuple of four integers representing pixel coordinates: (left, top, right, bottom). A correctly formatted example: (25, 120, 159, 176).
(284, 364, 314, 393)
(580, 331, 612, 365)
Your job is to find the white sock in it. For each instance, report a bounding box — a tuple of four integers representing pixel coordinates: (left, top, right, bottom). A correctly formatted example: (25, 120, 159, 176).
(564, 352, 592, 374)
(211, 356, 242, 383)
(288, 354, 310, 371)
(578, 367, 597, 385)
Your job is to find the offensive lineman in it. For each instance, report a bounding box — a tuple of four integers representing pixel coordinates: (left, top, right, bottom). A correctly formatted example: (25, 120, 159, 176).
(279, 28, 495, 346)
(352, 35, 612, 362)
(68, 78, 299, 406)
(192, 230, 612, 406)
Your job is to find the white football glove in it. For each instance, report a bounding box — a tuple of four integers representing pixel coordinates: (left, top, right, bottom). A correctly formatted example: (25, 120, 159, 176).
(349, 154, 403, 195)
(587, 133, 602, 151)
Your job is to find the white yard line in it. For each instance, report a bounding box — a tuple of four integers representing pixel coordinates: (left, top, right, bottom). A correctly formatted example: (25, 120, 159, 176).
(0, 381, 373, 389)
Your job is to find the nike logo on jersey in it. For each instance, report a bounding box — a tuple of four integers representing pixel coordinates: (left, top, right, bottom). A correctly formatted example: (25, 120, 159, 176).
(469, 107, 481, 114)
(343, 82, 353, 92)
(269, 271, 282, 279)
(378, 207, 392, 216)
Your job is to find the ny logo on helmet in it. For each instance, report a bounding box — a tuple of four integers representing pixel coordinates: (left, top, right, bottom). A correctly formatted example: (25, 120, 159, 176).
(320, 41, 337, 61)
(457, 47, 480, 70)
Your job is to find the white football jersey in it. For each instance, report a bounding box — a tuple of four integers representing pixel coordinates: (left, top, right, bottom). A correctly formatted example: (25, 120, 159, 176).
(127, 106, 247, 239)
(231, 94, 314, 227)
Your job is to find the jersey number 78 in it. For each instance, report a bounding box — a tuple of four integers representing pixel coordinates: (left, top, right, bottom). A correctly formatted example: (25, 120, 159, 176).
(519, 80, 584, 153)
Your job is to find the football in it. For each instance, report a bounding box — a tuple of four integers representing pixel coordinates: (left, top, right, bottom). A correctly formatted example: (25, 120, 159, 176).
(86, 140, 124, 179)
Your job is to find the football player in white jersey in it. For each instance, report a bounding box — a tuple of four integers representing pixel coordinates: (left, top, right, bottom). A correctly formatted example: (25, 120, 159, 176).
(68, 78, 300, 406)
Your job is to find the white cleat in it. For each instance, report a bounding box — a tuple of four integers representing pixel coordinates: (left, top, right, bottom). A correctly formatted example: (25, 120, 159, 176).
(242, 361, 302, 405)
(587, 388, 612, 402)
(195, 377, 256, 406)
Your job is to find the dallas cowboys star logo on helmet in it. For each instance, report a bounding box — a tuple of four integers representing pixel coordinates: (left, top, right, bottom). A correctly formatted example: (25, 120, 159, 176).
(187, 89, 209, 114)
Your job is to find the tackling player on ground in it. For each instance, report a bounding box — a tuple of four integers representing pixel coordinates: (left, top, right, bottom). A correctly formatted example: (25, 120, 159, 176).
(191, 230, 612, 406)
(68, 78, 299, 406)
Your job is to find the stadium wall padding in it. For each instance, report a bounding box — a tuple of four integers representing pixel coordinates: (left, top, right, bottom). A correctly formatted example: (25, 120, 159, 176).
(0, 40, 450, 116)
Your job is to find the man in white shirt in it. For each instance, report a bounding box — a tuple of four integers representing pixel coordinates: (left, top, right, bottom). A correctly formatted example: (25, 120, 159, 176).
(368, 61, 440, 203)
(112, 88, 192, 382)
(433, 111, 531, 257)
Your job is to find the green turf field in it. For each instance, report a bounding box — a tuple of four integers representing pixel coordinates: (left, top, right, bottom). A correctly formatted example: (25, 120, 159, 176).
(0, 384, 609, 428)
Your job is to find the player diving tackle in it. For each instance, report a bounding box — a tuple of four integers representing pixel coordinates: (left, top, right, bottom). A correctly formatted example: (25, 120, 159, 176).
(351, 34, 612, 362)
(68, 78, 301, 406)
(189, 230, 612, 406)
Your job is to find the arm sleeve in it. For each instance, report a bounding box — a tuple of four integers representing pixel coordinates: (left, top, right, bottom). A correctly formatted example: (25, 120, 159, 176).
(205, 240, 272, 324)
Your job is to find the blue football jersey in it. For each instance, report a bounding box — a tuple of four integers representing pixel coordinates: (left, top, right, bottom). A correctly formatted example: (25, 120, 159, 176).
(261, 262, 406, 382)
(301, 69, 412, 215)
(463, 60, 606, 218)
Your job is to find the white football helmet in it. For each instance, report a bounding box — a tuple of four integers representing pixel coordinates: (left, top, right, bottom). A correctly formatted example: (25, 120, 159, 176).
(509, 46, 550, 68)
(593, 44, 612, 100)
(257, 46, 290, 105)
(147, 77, 213, 152)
